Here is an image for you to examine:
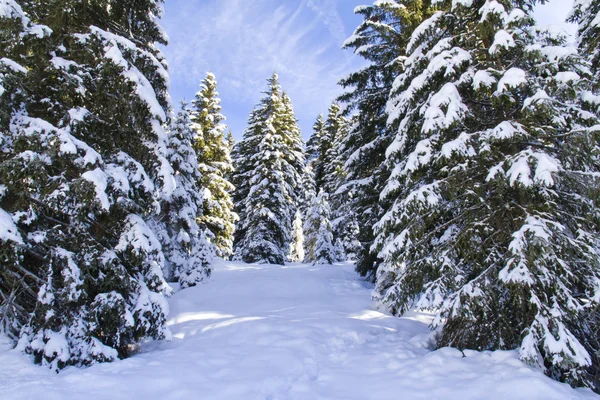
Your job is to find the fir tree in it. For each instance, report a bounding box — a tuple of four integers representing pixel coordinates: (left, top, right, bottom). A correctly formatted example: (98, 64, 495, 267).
(305, 103, 356, 259)
(570, 0, 600, 89)
(308, 103, 348, 193)
(338, 0, 432, 279)
(375, 0, 600, 389)
(156, 104, 213, 288)
(190, 72, 237, 258)
(306, 114, 325, 165)
(0, 0, 175, 368)
(232, 73, 305, 264)
(304, 190, 335, 265)
(569, 0, 600, 388)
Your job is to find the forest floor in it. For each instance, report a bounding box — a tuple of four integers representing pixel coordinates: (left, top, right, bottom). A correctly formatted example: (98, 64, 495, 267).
(1, 260, 598, 399)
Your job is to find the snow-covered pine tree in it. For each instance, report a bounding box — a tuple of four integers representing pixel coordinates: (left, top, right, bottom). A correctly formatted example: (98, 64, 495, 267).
(304, 190, 335, 264)
(306, 103, 356, 260)
(190, 72, 237, 258)
(0, 0, 42, 341)
(157, 104, 213, 288)
(231, 73, 305, 264)
(289, 211, 305, 262)
(306, 114, 325, 166)
(375, 0, 600, 389)
(570, 0, 600, 388)
(570, 0, 600, 89)
(305, 190, 336, 265)
(310, 103, 348, 194)
(299, 163, 317, 219)
(0, 0, 175, 368)
(337, 0, 431, 278)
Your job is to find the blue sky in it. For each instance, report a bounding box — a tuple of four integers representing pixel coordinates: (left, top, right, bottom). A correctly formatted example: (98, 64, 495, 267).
(161, 0, 575, 141)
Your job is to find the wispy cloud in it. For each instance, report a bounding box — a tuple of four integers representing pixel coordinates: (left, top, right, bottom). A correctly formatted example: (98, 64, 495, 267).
(161, 0, 365, 139)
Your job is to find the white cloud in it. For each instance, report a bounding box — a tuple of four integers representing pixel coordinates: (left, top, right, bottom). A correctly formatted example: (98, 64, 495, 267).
(161, 0, 363, 138)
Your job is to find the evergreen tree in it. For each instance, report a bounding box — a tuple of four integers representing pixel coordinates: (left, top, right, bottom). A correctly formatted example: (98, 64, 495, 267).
(0, 0, 175, 368)
(338, 0, 432, 279)
(304, 190, 335, 265)
(375, 0, 600, 389)
(231, 74, 304, 264)
(308, 103, 348, 193)
(190, 72, 237, 258)
(306, 114, 325, 165)
(156, 104, 213, 288)
(570, 0, 600, 89)
(305, 103, 356, 259)
(569, 0, 600, 388)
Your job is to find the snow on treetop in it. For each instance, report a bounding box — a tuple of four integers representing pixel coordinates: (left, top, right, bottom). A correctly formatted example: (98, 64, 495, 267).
(373, 0, 405, 9)
(479, 0, 507, 23)
(489, 30, 515, 54)
(353, 5, 370, 14)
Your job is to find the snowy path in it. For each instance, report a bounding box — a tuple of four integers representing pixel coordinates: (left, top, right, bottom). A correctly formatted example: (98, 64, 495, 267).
(1, 261, 598, 399)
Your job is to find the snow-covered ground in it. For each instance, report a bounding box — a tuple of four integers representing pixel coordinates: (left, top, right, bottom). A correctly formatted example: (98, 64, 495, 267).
(1, 260, 598, 399)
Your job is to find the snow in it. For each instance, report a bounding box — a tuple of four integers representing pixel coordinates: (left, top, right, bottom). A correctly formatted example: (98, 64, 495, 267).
(1, 57, 26, 74)
(472, 70, 496, 89)
(479, 0, 507, 23)
(0, 260, 597, 399)
(495, 68, 527, 94)
(422, 83, 467, 133)
(489, 30, 515, 54)
(81, 168, 110, 211)
(0, 208, 23, 244)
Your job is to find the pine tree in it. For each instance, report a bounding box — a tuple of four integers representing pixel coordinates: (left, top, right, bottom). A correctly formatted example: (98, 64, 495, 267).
(306, 114, 325, 165)
(0, 0, 46, 342)
(569, 0, 600, 389)
(0, 0, 176, 368)
(156, 104, 213, 288)
(375, 0, 600, 389)
(232, 73, 305, 264)
(190, 72, 237, 258)
(304, 190, 335, 265)
(308, 103, 348, 193)
(338, 0, 432, 279)
(305, 103, 356, 259)
(570, 0, 600, 89)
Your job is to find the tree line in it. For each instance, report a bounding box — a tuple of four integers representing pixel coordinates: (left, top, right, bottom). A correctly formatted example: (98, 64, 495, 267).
(1, 0, 600, 393)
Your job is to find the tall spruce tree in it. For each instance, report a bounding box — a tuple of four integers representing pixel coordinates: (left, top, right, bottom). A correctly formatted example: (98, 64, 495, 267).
(303, 190, 335, 265)
(569, 0, 600, 389)
(231, 74, 304, 264)
(305, 103, 357, 259)
(307, 103, 348, 193)
(375, 0, 600, 389)
(0, 0, 176, 368)
(338, 0, 432, 279)
(570, 0, 600, 89)
(190, 72, 237, 258)
(155, 105, 213, 288)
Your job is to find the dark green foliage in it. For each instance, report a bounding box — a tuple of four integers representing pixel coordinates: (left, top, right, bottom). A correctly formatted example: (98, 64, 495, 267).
(375, 0, 600, 390)
(0, 0, 174, 368)
(337, 0, 433, 278)
(231, 74, 304, 264)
